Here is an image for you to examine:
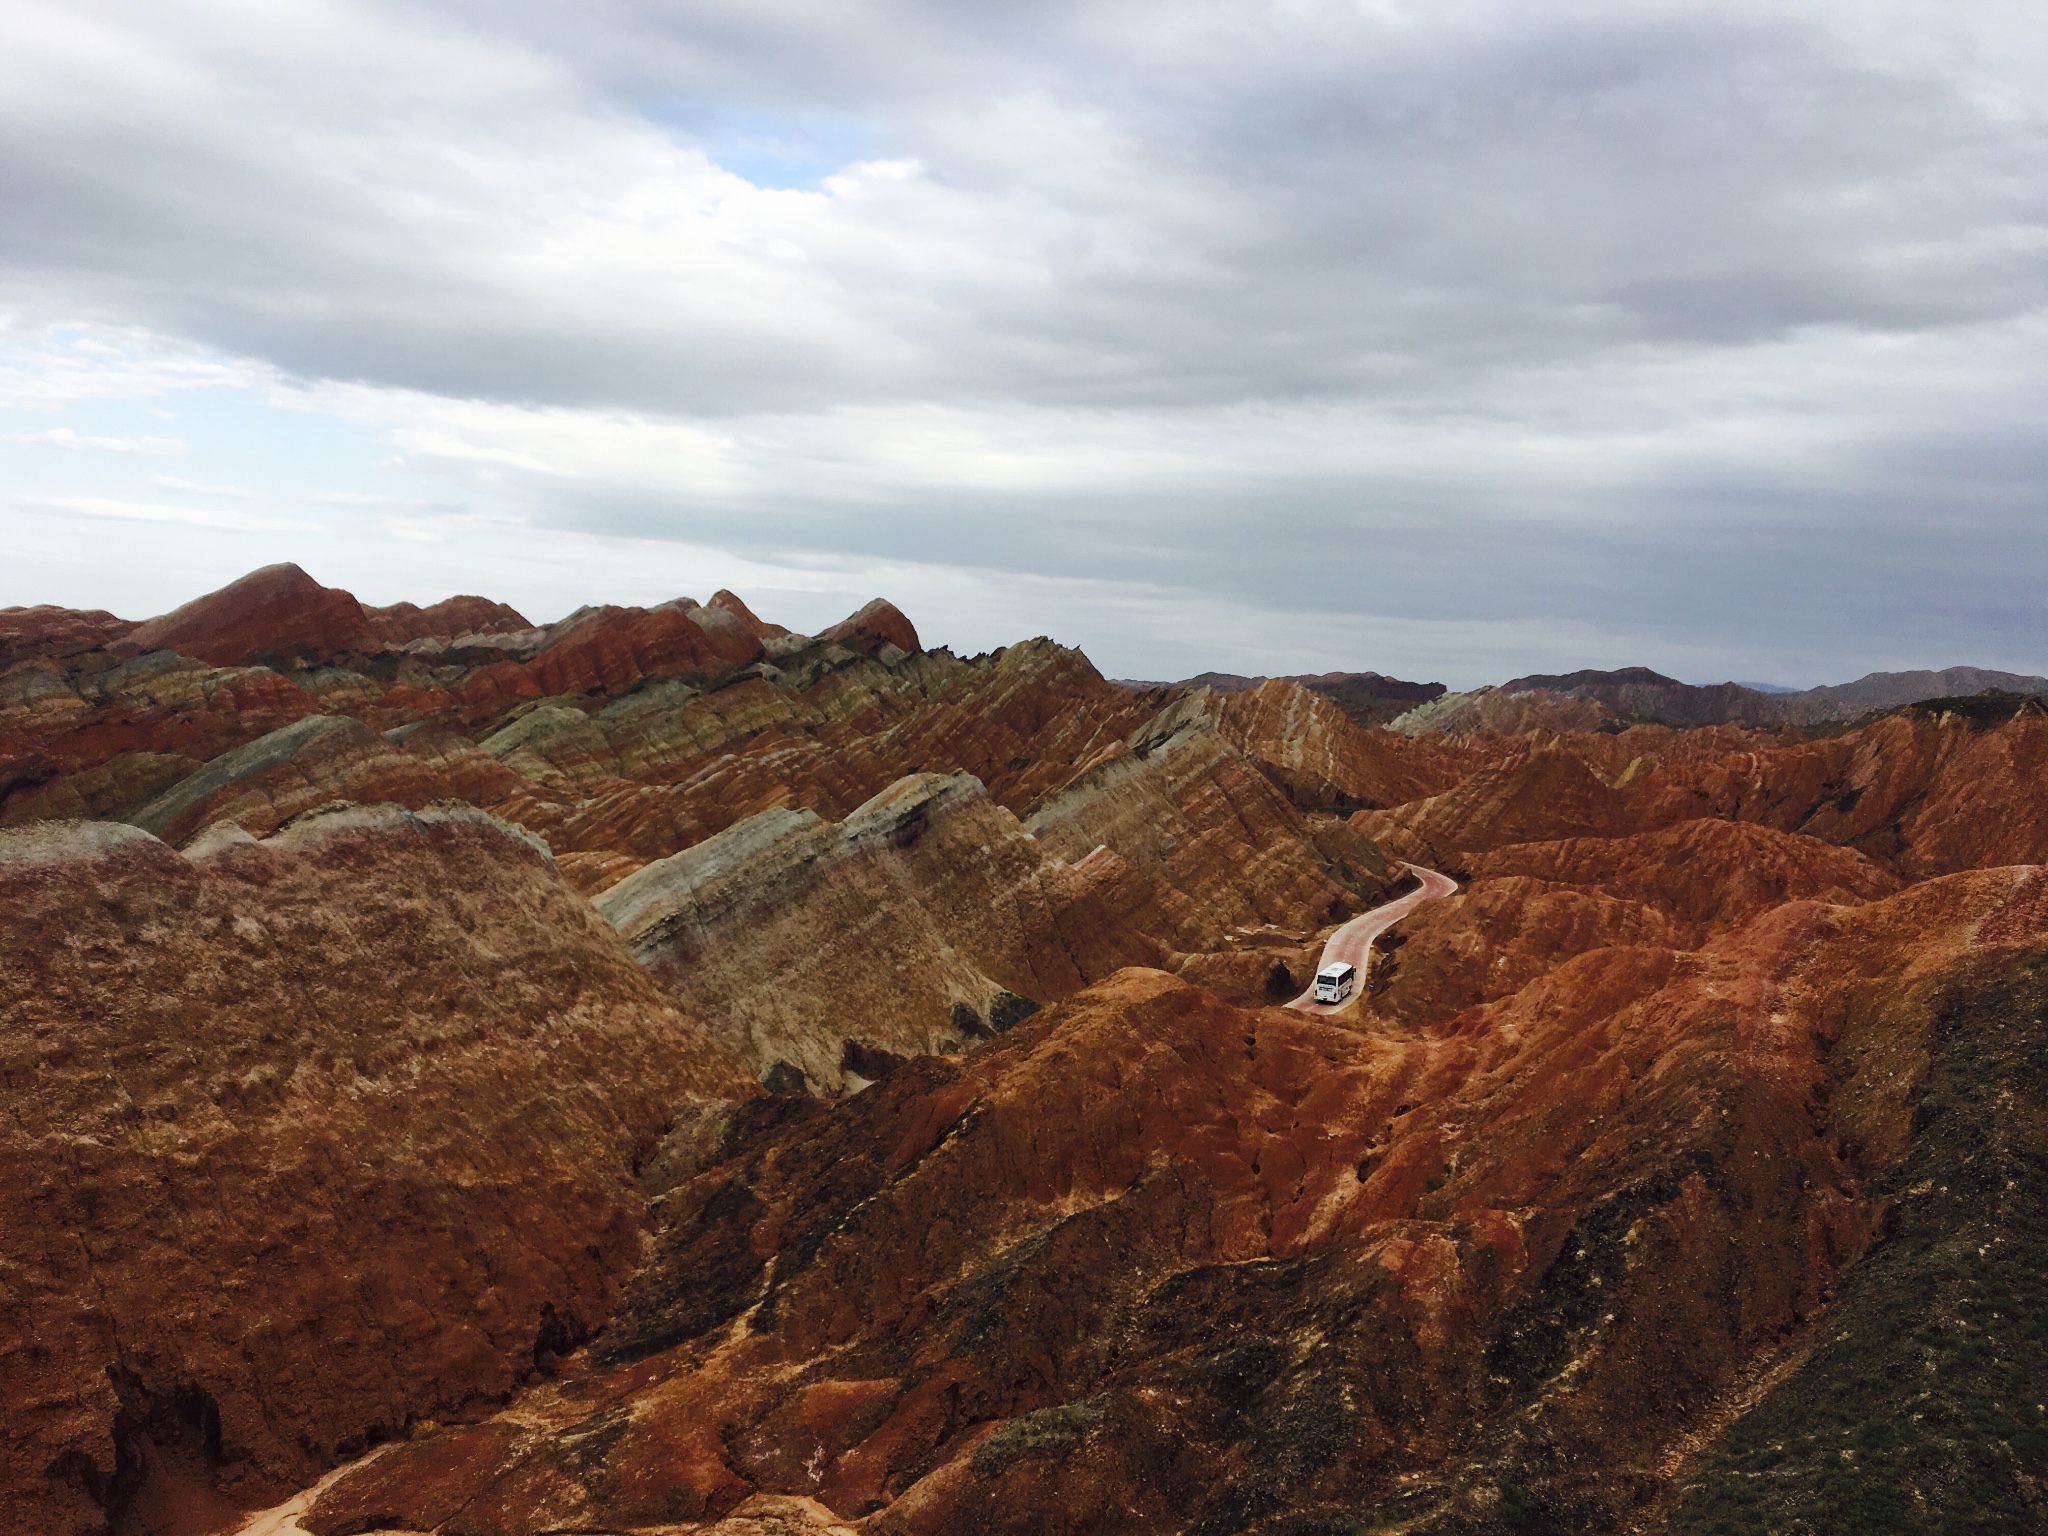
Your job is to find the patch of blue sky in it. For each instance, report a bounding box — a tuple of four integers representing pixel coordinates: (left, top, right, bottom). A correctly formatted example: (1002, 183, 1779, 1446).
(2, 388, 427, 518)
(0, 377, 527, 614)
(639, 101, 880, 189)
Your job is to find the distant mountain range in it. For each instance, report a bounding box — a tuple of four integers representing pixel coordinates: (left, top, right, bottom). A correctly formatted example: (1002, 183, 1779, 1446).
(1461, 665, 2048, 730)
(1123, 664, 2048, 732)
(1113, 669, 1446, 726)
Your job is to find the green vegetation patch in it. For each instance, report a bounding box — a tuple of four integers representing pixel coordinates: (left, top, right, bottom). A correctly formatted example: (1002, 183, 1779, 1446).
(1892, 690, 2048, 728)
(1658, 958, 2048, 1535)
(973, 1396, 1108, 1475)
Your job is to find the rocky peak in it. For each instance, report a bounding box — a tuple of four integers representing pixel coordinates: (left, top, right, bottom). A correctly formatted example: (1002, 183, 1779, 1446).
(365, 593, 531, 647)
(820, 597, 920, 656)
(707, 589, 792, 640)
(121, 562, 381, 667)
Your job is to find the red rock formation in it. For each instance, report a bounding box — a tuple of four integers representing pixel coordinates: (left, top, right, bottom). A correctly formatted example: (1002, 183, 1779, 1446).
(597, 772, 1176, 1089)
(284, 858, 2048, 1535)
(367, 594, 531, 646)
(0, 603, 135, 661)
(1365, 819, 1900, 1026)
(1468, 816, 1900, 933)
(1210, 678, 1465, 809)
(457, 604, 765, 709)
(452, 640, 1163, 891)
(1389, 683, 1616, 737)
(0, 652, 325, 822)
(0, 809, 750, 1536)
(1636, 707, 2048, 878)
(17, 561, 2048, 1534)
(121, 563, 383, 666)
(708, 589, 792, 640)
(1025, 690, 1395, 942)
(1493, 666, 1789, 727)
(1382, 706, 2048, 882)
(1352, 736, 1647, 865)
(121, 713, 533, 848)
(821, 598, 920, 656)
(1293, 668, 1447, 726)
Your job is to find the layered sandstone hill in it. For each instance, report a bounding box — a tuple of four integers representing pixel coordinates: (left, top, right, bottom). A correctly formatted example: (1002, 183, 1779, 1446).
(590, 687, 1427, 1087)
(11, 563, 2048, 1535)
(280, 863, 2048, 1536)
(120, 563, 386, 665)
(2, 570, 1427, 1110)
(1207, 678, 1464, 811)
(597, 772, 1174, 1091)
(0, 603, 137, 660)
(1386, 683, 1621, 738)
(1359, 706, 2048, 880)
(1363, 817, 1901, 1027)
(1118, 669, 1448, 728)
(0, 809, 750, 1536)
(1024, 690, 1395, 937)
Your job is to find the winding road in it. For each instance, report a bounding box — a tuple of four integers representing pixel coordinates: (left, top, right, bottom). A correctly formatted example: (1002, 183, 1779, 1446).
(1286, 862, 1459, 1013)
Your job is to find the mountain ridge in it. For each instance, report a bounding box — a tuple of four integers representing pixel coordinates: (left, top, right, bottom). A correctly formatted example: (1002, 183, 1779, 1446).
(6, 563, 2048, 1536)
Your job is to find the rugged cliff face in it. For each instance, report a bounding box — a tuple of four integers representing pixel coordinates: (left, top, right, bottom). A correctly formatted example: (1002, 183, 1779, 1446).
(0, 808, 750, 1536)
(597, 772, 1174, 1091)
(1358, 707, 2048, 882)
(282, 865, 2048, 1536)
(2, 573, 1401, 1101)
(1024, 688, 1403, 944)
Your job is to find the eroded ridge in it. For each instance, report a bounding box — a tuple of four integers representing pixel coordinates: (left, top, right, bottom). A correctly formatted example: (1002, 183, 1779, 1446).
(7, 566, 2048, 1534)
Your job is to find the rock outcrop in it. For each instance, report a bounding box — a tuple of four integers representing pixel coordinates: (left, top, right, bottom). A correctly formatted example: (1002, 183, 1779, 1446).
(1210, 677, 1464, 810)
(1114, 670, 1447, 729)
(280, 861, 2048, 1535)
(1365, 818, 1901, 1026)
(14, 562, 2048, 1536)
(597, 772, 1173, 1090)
(708, 589, 792, 640)
(1025, 689, 1401, 943)
(0, 650, 326, 824)
(124, 713, 533, 847)
(1353, 736, 1645, 864)
(121, 563, 383, 667)
(0, 604, 136, 662)
(367, 594, 531, 646)
(0, 809, 750, 1536)
(1387, 683, 1621, 737)
(820, 598, 919, 657)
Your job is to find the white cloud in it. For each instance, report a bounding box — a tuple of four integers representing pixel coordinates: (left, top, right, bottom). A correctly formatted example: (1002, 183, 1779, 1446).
(0, 325, 263, 409)
(7, 426, 184, 453)
(152, 474, 250, 495)
(19, 495, 325, 534)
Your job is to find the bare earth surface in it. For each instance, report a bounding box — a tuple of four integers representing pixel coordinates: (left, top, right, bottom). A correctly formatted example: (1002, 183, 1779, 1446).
(8, 565, 2048, 1535)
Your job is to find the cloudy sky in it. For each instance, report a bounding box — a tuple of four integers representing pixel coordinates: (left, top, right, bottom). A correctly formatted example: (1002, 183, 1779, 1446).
(2, 0, 2045, 686)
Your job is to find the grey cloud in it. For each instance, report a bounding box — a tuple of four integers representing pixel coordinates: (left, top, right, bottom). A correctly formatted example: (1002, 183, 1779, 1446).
(3, 0, 2046, 681)
(8, 2, 2042, 411)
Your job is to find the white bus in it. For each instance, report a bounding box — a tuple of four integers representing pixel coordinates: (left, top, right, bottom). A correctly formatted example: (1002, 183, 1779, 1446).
(1313, 960, 1356, 1004)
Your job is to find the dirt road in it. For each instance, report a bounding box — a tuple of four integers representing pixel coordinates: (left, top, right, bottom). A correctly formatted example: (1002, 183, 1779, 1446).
(1285, 863, 1458, 1013)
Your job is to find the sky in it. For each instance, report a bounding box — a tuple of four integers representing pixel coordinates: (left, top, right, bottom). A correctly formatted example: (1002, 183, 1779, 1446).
(2, 1, 2045, 688)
